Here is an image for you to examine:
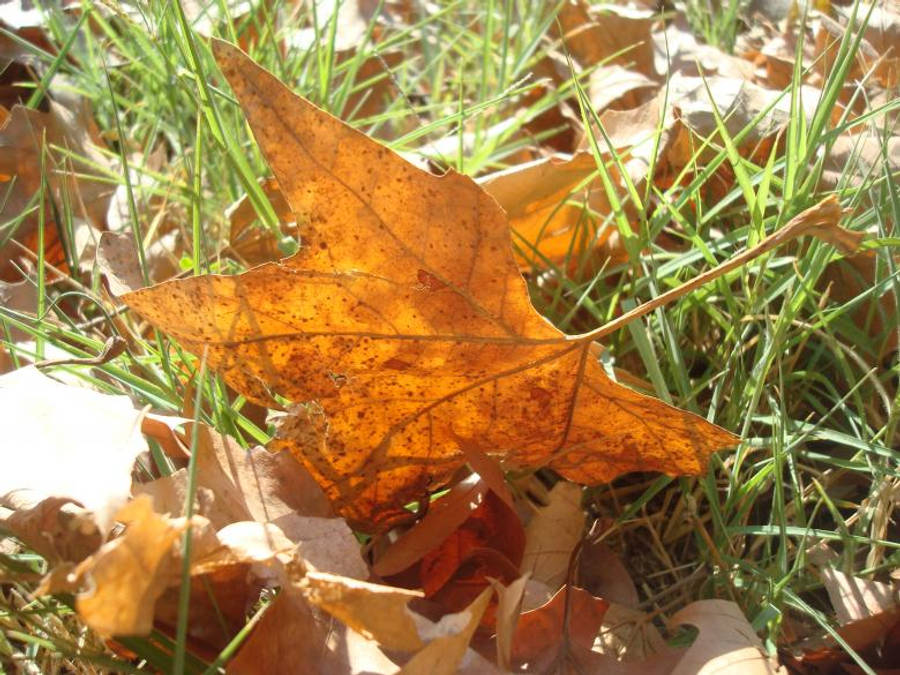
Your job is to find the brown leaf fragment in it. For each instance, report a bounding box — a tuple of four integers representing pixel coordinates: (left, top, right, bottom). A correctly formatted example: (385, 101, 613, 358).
(670, 599, 781, 674)
(270, 513, 367, 580)
(554, 0, 658, 78)
(0, 366, 147, 559)
(520, 481, 585, 589)
(0, 278, 37, 372)
(491, 572, 531, 671)
(123, 41, 737, 532)
(227, 586, 400, 675)
(0, 497, 101, 563)
(597, 603, 670, 662)
(0, 101, 111, 280)
(154, 562, 262, 657)
(301, 571, 425, 652)
(577, 540, 640, 608)
(96, 231, 148, 296)
(401, 586, 495, 675)
(226, 176, 297, 267)
(589, 64, 658, 113)
(511, 584, 609, 669)
(372, 475, 490, 577)
(135, 422, 333, 529)
(68, 495, 193, 636)
(478, 153, 626, 270)
(817, 565, 900, 626)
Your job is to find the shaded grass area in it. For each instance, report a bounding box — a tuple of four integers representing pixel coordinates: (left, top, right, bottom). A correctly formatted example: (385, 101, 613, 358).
(1, 0, 897, 671)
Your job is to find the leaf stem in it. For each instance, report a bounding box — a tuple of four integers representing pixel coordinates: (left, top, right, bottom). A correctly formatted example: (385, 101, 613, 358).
(572, 196, 858, 343)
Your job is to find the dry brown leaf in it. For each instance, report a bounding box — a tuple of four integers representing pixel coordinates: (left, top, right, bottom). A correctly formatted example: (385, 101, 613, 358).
(154, 562, 263, 657)
(226, 177, 297, 267)
(667, 74, 824, 162)
(654, 17, 756, 80)
(401, 586, 494, 675)
(0, 366, 147, 560)
(597, 602, 670, 662)
(820, 132, 900, 191)
(122, 41, 737, 532)
(190, 520, 301, 577)
(670, 599, 781, 674)
(554, 0, 657, 78)
(478, 153, 626, 269)
(62, 495, 198, 636)
(227, 586, 399, 675)
(135, 422, 333, 528)
(510, 584, 609, 669)
(96, 231, 148, 296)
(372, 475, 489, 577)
(43, 504, 320, 639)
(0, 278, 36, 371)
(520, 481, 585, 589)
(818, 566, 900, 626)
(816, 12, 899, 88)
(577, 540, 639, 608)
(491, 572, 531, 671)
(270, 513, 368, 580)
(589, 64, 659, 113)
(0, 101, 111, 280)
(301, 571, 425, 652)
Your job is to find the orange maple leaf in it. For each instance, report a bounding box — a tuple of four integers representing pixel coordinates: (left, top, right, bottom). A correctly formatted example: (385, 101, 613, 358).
(123, 41, 737, 532)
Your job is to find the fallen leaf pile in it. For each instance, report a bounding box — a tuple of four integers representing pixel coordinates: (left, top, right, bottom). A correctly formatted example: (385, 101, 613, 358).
(0, 1, 896, 673)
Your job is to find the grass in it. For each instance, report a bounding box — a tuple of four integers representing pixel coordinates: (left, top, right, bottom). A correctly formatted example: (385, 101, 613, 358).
(1, 0, 897, 672)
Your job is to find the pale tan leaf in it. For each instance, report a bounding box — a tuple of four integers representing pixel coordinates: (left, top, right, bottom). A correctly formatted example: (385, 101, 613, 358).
(301, 571, 425, 652)
(670, 599, 781, 675)
(271, 513, 367, 580)
(491, 572, 531, 671)
(227, 587, 400, 675)
(520, 481, 585, 589)
(819, 567, 900, 625)
(0, 366, 147, 557)
(135, 422, 333, 529)
(70, 495, 192, 636)
(401, 586, 494, 675)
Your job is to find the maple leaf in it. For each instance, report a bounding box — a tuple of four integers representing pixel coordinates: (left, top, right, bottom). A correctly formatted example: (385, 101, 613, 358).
(122, 41, 737, 532)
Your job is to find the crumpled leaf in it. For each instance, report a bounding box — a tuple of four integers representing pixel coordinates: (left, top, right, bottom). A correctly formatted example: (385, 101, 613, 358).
(420, 489, 524, 603)
(36, 495, 204, 636)
(135, 422, 333, 528)
(122, 41, 737, 532)
(40, 498, 323, 639)
(0, 366, 147, 559)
